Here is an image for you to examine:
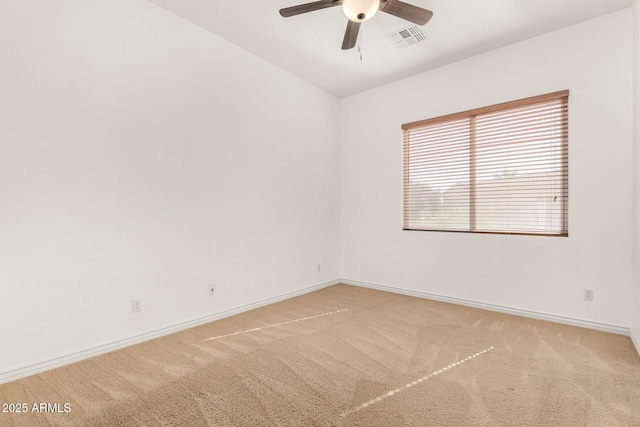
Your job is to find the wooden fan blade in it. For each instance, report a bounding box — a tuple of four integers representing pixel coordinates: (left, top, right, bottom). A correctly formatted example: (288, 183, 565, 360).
(279, 0, 343, 17)
(342, 20, 361, 50)
(380, 0, 433, 25)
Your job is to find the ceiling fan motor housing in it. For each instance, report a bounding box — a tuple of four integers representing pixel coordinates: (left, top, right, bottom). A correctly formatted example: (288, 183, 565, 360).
(343, 0, 380, 22)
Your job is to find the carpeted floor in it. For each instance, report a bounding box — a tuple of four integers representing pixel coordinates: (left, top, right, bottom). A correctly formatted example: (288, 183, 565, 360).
(1, 284, 639, 426)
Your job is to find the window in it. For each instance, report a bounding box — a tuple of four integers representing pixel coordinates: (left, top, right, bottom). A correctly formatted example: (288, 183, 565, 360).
(402, 91, 568, 236)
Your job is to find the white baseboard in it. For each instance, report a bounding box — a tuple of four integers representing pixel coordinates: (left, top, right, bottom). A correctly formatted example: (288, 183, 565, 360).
(342, 279, 630, 336)
(631, 328, 640, 357)
(2, 278, 633, 384)
(0, 279, 340, 385)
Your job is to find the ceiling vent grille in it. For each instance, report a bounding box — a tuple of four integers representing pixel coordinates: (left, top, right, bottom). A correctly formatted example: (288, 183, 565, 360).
(386, 26, 427, 49)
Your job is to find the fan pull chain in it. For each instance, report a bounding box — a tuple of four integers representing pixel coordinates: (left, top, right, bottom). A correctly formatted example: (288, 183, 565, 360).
(358, 25, 363, 61)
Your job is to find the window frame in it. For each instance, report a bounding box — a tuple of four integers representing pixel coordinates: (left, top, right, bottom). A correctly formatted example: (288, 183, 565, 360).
(402, 90, 569, 237)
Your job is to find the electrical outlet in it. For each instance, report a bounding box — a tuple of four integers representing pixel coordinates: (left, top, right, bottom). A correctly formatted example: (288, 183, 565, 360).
(583, 289, 594, 302)
(208, 285, 215, 296)
(132, 299, 142, 313)
(317, 264, 321, 273)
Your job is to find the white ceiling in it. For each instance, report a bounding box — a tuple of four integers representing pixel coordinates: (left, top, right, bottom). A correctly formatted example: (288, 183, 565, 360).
(146, 0, 632, 97)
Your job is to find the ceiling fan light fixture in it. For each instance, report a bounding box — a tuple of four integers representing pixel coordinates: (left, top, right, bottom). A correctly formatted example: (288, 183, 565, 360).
(342, 0, 380, 22)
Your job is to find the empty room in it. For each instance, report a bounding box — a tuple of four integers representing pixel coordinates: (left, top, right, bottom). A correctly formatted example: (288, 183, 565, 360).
(1, 0, 640, 425)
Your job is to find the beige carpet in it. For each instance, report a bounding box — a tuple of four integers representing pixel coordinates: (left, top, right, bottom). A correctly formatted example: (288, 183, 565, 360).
(1, 284, 639, 426)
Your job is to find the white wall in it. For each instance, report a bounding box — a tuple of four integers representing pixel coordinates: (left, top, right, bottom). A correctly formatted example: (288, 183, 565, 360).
(339, 10, 633, 327)
(0, 0, 339, 375)
(633, 0, 640, 348)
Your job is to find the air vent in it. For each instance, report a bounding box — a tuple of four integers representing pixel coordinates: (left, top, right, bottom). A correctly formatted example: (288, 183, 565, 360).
(386, 25, 428, 49)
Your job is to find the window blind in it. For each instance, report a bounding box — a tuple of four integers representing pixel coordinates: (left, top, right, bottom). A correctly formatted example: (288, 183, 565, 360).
(403, 91, 568, 236)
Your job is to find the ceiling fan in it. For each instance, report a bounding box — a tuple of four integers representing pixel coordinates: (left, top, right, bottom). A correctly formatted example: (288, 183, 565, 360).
(279, 0, 433, 50)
